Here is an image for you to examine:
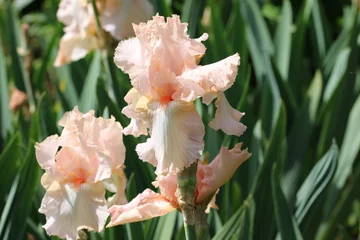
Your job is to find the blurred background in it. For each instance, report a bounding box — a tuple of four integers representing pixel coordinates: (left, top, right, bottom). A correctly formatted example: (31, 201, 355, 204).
(0, 0, 359, 239)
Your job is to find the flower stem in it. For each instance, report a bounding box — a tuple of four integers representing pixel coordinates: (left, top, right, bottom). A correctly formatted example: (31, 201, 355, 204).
(177, 162, 198, 240)
(195, 205, 210, 240)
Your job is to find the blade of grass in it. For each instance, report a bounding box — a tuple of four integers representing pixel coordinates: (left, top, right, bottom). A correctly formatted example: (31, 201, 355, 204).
(272, 164, 303, 240)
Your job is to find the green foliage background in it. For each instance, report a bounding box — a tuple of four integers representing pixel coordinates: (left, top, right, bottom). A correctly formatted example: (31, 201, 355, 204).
(0, 0, 359, 239)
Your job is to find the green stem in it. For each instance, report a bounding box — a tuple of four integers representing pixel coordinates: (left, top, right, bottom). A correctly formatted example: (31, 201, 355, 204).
(195, 205, 210, 240)
(90, 0, 116, 101)
(177, 162, 198, 240)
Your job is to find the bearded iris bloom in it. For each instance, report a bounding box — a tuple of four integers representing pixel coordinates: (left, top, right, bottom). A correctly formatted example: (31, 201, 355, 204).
(115, 15, 247, 175)
(35, 107, 127, 240)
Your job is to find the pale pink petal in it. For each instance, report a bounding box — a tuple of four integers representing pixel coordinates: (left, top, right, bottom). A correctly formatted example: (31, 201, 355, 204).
(136, 138, 157, 167)
(121, 88, 151, 137)
(101, 0, 153, 40)
(54, 146, 112, 185)
(39, 181, 109, 240)
(148, 67, 180, 99)
(145, 101, 204, 174)
(35, 135, 59, 175)
(176, 53, 240, 95)
(196, 143, 251, 203)
(54, 32, 98, 67)
(114, 39, 155, 97)
(92, 116, 125, 170)
(57, 0, 92, 33)
(209, 92, 246, 136)
(152, 174, 178, 207)
(40, 173, 54, 190)
(123, 118, 149, 137)
(114, 38, 145, 73)
(107, 189, 175, 227)
(202, 92, 218, 105)
(171, 77, 206, 102)
(103, 170, 128, 206)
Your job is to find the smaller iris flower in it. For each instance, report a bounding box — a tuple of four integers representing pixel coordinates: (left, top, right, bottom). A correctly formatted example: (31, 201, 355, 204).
(35, 107, 127, 240)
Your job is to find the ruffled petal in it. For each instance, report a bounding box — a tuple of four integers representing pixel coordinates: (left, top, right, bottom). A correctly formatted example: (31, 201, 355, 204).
(114, 38, 145, 73)
(54, 147, 112, 186)
(209, 92, 246, 136)
(152, 174, 178, 207)
(101, 0, 153, 40)
(54, 32, 98, 67)
(103, 170, 128, 206)
(176, 54, 240, 98)
(196, 143, 251, 203)
(107, 189, 175, 227)
(57, 0, 92, 33)
(171, 77, 206, 102)
(35, 135, 59, 175)
(143, 101, 204, 174)
(92, 116, 125, 170)
(121, 88, 151, 137)
(136, 138, 157, 167)
(39, 181, 108, 240)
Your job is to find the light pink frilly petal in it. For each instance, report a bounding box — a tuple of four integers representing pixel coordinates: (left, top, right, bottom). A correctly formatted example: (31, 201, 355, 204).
(114, 38, 145, 73)
(101, 0, 153, 40)
(138, 101, 204, 175)
(121, 88, 151, 137)
(35, 135, 59, 175)
(123, 118, 149, 137)
(54, 146, 112, 185)
(39, 181, 109, 240)
(209, 92, 246, 136)
(136, 138, 157, 167)
(57, 0, 92, 33)
(173, 54, 240, 101)
(54, 32, 98, 67)
(103, 170, 128, 206)
(91, 116, 125, 170)
(114, 39, 155, 97)
(171, 77, 206, 102)
(107, 189, 175, 227)
(196, 143, 251, 203)
(152, 174, 178, 207)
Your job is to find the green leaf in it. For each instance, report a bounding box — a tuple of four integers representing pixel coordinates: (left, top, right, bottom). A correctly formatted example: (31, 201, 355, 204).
(252, 102, 286, 239)
(181, 0, 206, 37)
(212, 196, 255, 240)
(5, 1, 35, 108)
(294, 143, 338, 225)
(310, 0, 330, 65)
(153, 211, 177, 240)
(274, 0, 292, 81)
(317, 163, 360, 240)
(1, 142, 40, 240)
(334, 94, 360, 189)
(151, 0, 172, 17)
(322, 48, 351, 104)
(282, 70, 323, 202)
(271, 165, 303, 240)
(0, 37, 12, 140)
(0, 134, 21, 202)
(241, 0, 281, 133)
(79, 51, 101, 112)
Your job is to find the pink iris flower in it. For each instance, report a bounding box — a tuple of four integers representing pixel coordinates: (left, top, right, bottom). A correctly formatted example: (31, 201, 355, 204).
(35, 107, 127, 239)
